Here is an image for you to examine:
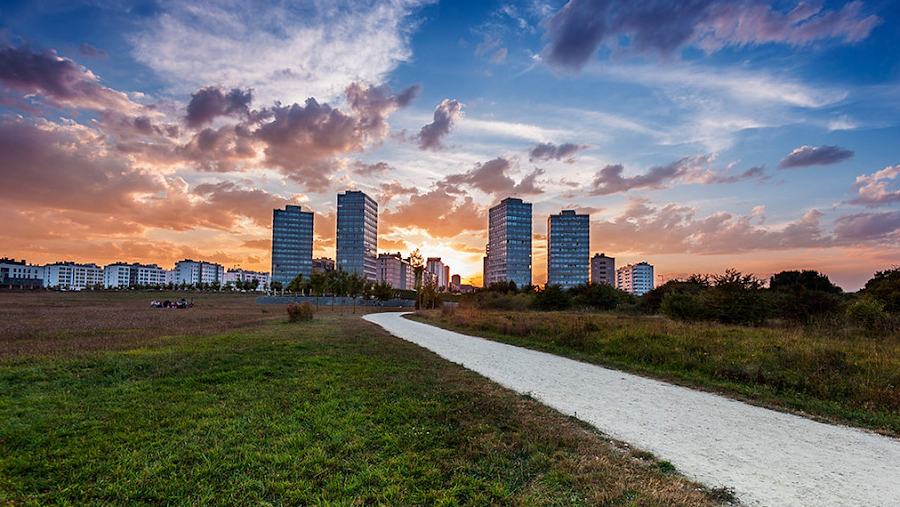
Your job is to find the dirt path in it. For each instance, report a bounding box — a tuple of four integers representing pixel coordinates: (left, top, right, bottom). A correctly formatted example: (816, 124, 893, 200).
(364, 312, 900, 507)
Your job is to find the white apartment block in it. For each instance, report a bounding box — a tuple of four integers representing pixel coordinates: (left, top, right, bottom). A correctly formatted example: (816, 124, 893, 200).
(376, 253, 415, 291)
(224, 268, 269, 290)
(426, 257, 448, 289)
(171, 259, 224, 286)
(616, 262, 655, 296)
(0, 258, 44, 288)
(103, 263, 168, 288)
(44, 262, 104, 290)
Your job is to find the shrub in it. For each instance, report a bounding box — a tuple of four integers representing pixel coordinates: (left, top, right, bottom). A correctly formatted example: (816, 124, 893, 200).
(862, 267, 900, 314)
(286, 301, 314, 322)
(847, 297, 889, 331)
(660, 292, 708, 322)
(532, 284, 572, 311)
(570, 282, 634, 310)
(701, 269, 772, 326)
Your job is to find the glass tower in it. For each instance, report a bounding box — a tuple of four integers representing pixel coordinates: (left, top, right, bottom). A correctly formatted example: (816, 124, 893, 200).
(271, 205, 314, 286)
(336, 190, 378, 281)
(485, 197, 532, 288)
(547, 210, 590, 289)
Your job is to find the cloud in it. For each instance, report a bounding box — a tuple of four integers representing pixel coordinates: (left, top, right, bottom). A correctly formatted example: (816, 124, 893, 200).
(185, 86, 253, 128)
(588, 155, 713, 195)
(445, 157, 544, 196)
(352, 161, 394, 177)
(833, 211, 900, 242)
(416, 99, 463, 151)
(131, 0, 433, 104)
(0, 43, 140, 113)
(344, 82, 420, 140)
(848, 165, 900, 207)
(528, 142, 588, 162)
(778, 145, 854, 169)
(77, 43, 108, 59)
(381, 188, 486, 238)
(542, 0, 881, 72)
(591, 198, 833, 255)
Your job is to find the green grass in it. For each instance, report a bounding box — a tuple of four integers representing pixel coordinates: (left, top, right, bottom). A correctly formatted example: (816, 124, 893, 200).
(419, 307, 900, 436)
(0, 293, 727, 506)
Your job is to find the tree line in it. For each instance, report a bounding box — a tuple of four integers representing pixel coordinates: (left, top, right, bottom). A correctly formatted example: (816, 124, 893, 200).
(461, 267, 900, 331)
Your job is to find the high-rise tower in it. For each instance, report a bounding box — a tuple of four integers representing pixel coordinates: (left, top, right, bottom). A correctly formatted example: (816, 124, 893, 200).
(547, 210, 590, 289)
(336, 190, 378, 281)
(271, 205, 314, 286)
(484, 197, 532, 288)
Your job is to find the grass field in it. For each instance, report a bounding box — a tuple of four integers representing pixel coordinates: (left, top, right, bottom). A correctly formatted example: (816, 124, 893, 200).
(417, 307, 900, 437)
(0, 291, 732, 506)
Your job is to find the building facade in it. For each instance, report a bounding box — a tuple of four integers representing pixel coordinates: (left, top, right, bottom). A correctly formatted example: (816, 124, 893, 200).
(0, 258, 43, 289)
(336, 190, 378, 281)
(312, 257, 335, 274)
(547, 210, 590, 289)
(103, 262, 168, 288)
(590, 253, 616, 286)
(616, 262, 655, 296)
(376, 253, 415, 290)
(271, 205, 314, 286)
(171, 259, 224, 286)
(44, 262, 103, 290)
(426, 257, 448, 289)
(484, 197, 532, 288)
(224, 268, 270, 290)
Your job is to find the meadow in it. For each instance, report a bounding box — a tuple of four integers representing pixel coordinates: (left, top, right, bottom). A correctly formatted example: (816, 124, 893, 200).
(0, 291, 732, 506)
(418, 307, 900, 436)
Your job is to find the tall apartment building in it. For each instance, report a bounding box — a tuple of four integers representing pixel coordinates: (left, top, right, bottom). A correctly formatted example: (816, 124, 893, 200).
(484, 197, 532, 288)
(103, 262, 168, 288)
(547, 210, 590, 289)
(377, 252, 415, 290)
(616, 262, 655, 296)
(591, 253, 615, 286)
(336, 190, 378, 281)
(0, 258, 43, 289)
(426, 257, 448, 289)
(271, 205, 314, 286)
(171, 259, 224, 286)
(44, 262, 103, 290)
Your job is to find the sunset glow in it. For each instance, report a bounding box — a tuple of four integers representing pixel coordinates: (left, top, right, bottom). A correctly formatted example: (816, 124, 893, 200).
(1, 0, 898, 291)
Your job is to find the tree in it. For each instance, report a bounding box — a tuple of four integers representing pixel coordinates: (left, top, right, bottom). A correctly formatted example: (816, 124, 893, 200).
(769, 270, 844, 324)
(346, 272, 367, 314)
(409, 248, 425, 309)
(570, 282, 633, 311)
(641, 277, 707, 313)
(270, 281, 283, 293)
(862, 267, 900, 314)
(309, 272, 326, 309)
(372, 280, 394, 301)
(327, 269, 350, 314)
(532, 284, 572, 311)
(286, 273, 304, 293)
(701, 269, 771, 326)
(420, 279, 442, 309)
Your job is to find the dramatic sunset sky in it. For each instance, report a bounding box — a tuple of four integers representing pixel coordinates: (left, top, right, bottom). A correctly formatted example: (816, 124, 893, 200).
(1, 0, 898, 290)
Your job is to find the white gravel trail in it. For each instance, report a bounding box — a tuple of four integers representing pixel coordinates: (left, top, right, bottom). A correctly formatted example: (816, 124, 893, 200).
(363, 312, 900, 507)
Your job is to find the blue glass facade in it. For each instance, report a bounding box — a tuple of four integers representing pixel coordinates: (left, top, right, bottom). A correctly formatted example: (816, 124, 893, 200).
(271, 205, 314, 286)
(336, 190, 378, 281)
(485, 197, 532, 287)
(547, 210, 590, 289)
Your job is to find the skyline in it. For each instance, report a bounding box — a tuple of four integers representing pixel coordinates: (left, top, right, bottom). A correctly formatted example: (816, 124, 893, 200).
(1, 0, 899, 291)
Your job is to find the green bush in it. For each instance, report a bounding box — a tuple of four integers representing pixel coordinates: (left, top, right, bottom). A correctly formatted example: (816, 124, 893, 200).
(660, 292, 708, 322)
(532, 284, 572, 311)
(286, 301, 314, 322)
(847, 297, 889, 331)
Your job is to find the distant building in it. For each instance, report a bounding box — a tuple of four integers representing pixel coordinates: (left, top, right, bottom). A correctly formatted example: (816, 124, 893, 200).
(591, 253, 615, 286)
(484, 197, 532, 288)
(450, 274, 461, 291)
(336, 190, 378, 281)
(171, 259, 224, 286)
(426, 257, 448, 289)
(377, 252, 415, 290)
(616, 262, 654, 296)
(0, 258, 43, 289)
(103, 262, 167, 288)
(224, 268, 269, 290)
(271, 205, 314, 286)
(44, 262, 103, 290)
(312, 257, 335, 274)
(547, 210, 590, 289)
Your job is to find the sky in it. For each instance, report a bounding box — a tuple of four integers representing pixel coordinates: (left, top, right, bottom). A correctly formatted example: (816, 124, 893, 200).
(1, 0, 898, 291)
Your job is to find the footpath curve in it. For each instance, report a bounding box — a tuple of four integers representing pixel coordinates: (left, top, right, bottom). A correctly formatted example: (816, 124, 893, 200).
(363, 312, 900, 507)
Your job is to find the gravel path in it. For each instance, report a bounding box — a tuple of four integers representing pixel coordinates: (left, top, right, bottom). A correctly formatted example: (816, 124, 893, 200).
(364, 312, 900, 507)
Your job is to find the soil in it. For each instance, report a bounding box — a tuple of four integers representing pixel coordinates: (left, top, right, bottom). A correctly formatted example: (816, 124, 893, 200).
(364, 312, 900, 507)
